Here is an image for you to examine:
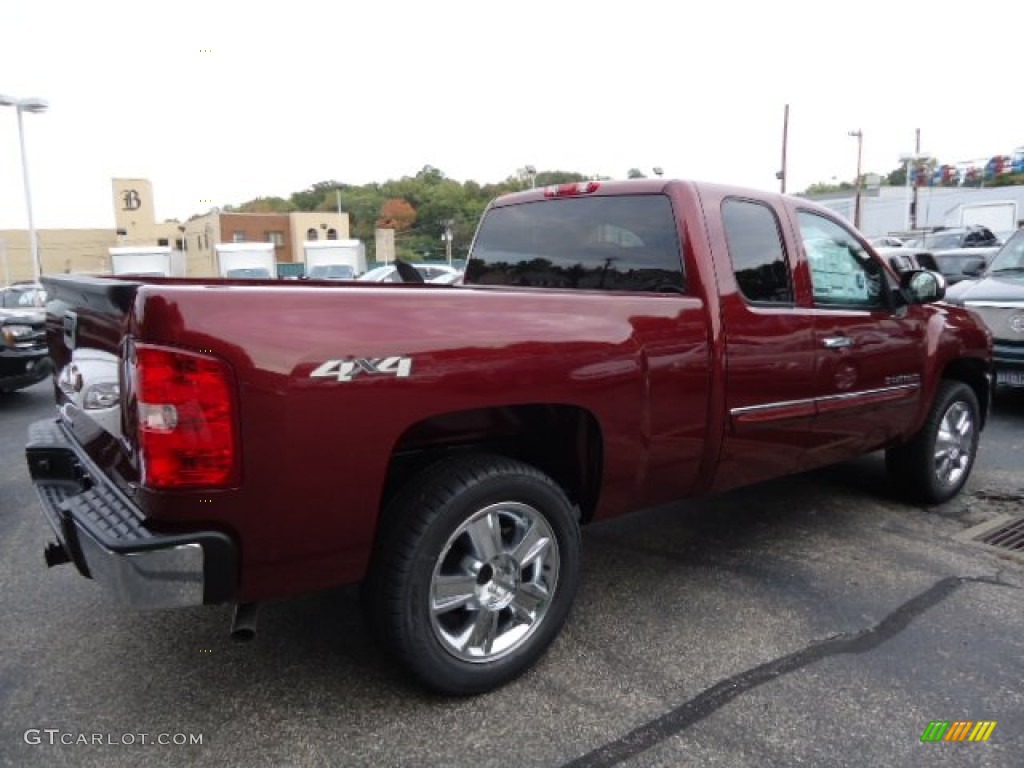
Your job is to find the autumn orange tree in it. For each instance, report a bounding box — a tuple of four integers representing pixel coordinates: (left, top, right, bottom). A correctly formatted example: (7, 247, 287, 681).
(377, 198, 417, 231)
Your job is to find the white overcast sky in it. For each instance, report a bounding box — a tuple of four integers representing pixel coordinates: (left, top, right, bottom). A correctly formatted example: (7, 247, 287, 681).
(1, 0, 1021, 229)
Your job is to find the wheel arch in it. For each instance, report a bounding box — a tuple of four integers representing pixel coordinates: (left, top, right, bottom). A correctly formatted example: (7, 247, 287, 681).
(941, 357, 991, 429)
(379, 403, 604, 527)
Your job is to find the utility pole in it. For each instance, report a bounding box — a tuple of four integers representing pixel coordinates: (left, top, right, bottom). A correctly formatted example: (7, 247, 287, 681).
(848, 129, 863, 229)
(910, 128, 921, 230)
(778, 104, 789, 194)
(443, 220, 453, 266)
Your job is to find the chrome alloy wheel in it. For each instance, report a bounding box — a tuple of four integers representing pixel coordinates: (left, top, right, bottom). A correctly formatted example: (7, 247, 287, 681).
(934, 400, 974, 487)
(429, 502, 560, 663)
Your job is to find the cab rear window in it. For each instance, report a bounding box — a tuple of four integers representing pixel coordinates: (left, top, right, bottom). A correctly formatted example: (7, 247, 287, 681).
(467, 195, 684, 293)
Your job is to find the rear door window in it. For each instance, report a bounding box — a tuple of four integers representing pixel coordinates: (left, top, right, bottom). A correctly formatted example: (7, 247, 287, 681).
(721, 198, 793, 304)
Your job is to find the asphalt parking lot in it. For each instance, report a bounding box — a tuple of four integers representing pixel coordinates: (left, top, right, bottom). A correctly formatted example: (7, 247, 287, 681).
(2, 381, 1022, 767)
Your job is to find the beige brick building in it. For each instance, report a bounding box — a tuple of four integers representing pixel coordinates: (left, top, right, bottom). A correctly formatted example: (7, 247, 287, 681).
(2, 178, 351, 282)
(1, 228, 118, 284)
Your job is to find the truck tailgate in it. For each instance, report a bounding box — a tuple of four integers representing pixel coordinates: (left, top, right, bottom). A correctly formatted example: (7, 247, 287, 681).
(38, 274, 142, 492)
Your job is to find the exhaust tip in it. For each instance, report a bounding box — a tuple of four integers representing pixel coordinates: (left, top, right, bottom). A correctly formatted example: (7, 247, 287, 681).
(230, 626, 256, 643)
(230, 602, 259, 642)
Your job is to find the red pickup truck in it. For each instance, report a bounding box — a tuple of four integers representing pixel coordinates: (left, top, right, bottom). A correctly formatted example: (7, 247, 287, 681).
(26, 179, 992, 695)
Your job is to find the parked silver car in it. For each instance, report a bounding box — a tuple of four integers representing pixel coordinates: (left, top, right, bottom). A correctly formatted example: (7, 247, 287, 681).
(945, 229, 1024, 388)
(358, 264, 460, 283)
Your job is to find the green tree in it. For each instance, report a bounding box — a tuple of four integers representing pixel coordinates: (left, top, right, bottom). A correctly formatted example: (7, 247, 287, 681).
(290, 181, 341, 211)
(334, 186, 386, 243)
(886, 165, 907, 186)
(535, 170, 587, 187)
(802, 181, 853, 196)
(989, 172, 1024, 188)
(235, 196, 295, 213)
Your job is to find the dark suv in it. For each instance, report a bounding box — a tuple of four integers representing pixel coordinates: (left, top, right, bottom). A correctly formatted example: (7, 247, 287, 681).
(910, 226, 1000, 250)
(1, 283, 52, 393)
(905, 227, 1002, 284)
(945, 229, 1024, 388)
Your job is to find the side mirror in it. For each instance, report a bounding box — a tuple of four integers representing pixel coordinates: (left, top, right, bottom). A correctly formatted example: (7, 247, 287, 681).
(962, 257, 986, 277)
(901, 269, 946, 304)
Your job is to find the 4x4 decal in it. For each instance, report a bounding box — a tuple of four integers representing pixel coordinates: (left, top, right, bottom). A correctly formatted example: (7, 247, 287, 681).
(310, 357, 413, 382)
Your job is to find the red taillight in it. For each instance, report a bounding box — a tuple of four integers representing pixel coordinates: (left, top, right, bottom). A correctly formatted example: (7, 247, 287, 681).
(543, 181, 601, 198)
(134, 344, 238, 489)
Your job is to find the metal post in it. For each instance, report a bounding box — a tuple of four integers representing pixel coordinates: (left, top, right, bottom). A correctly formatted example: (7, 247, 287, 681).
(14, 107, 42, 284)
(848, 130, 863, 229)
(904, 157, 912, 232)
(206, 224, 214, 274)
(779, 104, 789, 194)
(0, 237, 8, 287)
(911, 128, 921, 230)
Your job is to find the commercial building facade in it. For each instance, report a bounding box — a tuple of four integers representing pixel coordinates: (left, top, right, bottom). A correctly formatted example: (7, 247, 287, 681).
(2, 178, 350, 282)
(811, 184, 1024, 238)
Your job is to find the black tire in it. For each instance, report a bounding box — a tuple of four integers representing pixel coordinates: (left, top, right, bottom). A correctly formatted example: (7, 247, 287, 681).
(886, 380, 980, 504)
(363, 454, 581, 695)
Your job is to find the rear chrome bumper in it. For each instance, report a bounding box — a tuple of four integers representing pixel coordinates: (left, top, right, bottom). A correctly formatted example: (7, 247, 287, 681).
(25, 418, 237, 608)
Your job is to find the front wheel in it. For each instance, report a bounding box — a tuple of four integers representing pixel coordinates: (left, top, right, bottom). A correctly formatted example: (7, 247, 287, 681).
(886, 380, 980, 504)
(364, 454, 581, 695)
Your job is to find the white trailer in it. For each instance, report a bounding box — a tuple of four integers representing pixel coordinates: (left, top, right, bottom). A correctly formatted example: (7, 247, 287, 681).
(214, 242, 277, 279)
(946, 201, 1018, 233)
(108, 246, 185, 277)
(303, 239, 366, 279)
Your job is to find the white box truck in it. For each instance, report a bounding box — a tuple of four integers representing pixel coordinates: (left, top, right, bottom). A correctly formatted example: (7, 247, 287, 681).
(108, 246, 185, 277)
(214, 243, 277, 279)
(945, 201, 1018, 233)
(303, 240, 366, 280)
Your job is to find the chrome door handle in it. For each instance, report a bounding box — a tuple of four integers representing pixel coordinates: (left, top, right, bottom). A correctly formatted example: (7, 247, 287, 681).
(822, 336, 854, 349)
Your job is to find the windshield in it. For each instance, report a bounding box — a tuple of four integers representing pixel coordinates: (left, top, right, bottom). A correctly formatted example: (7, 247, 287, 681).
(1, 286, 46, 307)
(921, 232, 964, 249)
(988, 231, 1024, 272)
(358, 266, 397, 281)
(308, 264, 355, 279)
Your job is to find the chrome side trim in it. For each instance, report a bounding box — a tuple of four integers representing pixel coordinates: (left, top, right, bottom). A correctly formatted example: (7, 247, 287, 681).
(730, 384, 920, 419)
(817, 383, 920, 405)
(731, 397, 815, 417)
(965, 301, 1024, 309)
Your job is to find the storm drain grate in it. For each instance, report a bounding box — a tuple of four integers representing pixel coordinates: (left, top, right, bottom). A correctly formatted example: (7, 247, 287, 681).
(976, 517, 1024, 552)
(956, 515, 1024, 564)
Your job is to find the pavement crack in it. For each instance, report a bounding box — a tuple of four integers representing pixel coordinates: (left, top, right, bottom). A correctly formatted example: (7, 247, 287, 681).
(561, 575, 1010, 768)
(971, 490, 1024, 503)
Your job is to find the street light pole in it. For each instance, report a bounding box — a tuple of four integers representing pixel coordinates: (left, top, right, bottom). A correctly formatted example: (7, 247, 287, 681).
(778, 103, 789, 194)
(899, 145, 932, 234)
(911, 128, 921, 230)
(0, 94, 48, 287)
(848, 129, 863, 229)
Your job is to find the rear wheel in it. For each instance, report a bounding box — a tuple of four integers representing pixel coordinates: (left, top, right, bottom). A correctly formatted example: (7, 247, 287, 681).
(364, 454, 581, 695)
(886, 380, 980, 504)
